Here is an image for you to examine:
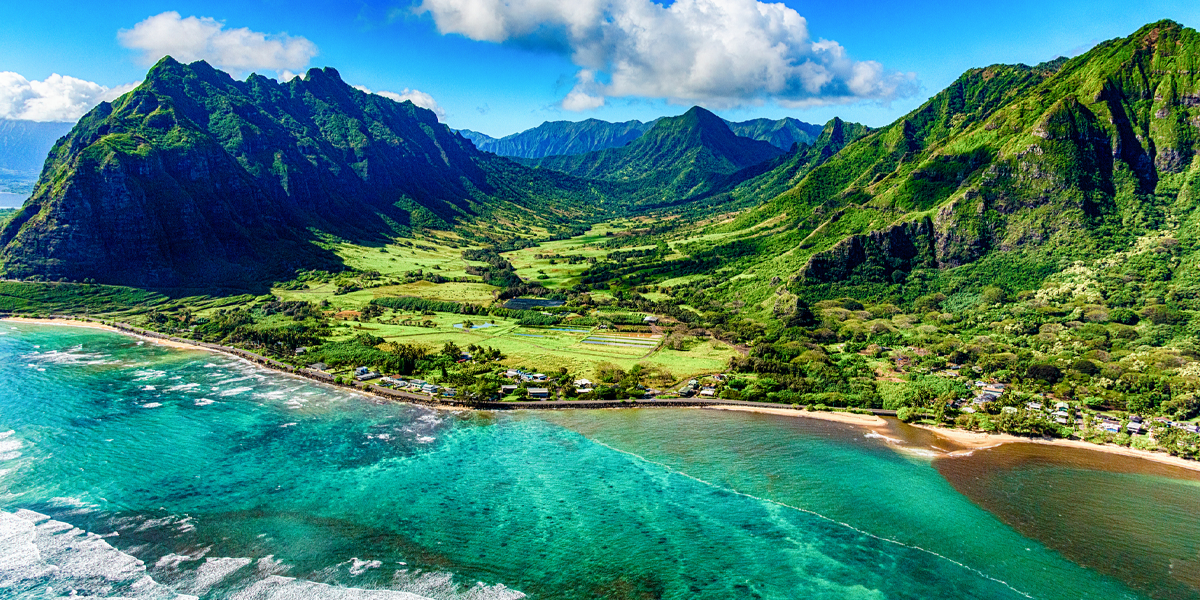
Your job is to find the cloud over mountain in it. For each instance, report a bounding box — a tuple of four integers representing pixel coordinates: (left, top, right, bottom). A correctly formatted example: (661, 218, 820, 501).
(354, 85, 446, 120)
(417, 0, 917, 110)
(0, 72, 137, 122)
(119, 12, 319, 74)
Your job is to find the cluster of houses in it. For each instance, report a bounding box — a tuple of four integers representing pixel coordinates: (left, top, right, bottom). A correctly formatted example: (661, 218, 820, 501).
(376, 373, 455, 397)
(677, 378, 717, 398)
(951, 378, 1200, 437)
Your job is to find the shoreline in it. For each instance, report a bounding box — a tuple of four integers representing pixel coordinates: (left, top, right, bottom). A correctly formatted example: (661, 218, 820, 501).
(705, 404, 888, 427)
(6, 316, 1200, 473)
(911, 423, 1200, 474)
(1, 317, 198, 349)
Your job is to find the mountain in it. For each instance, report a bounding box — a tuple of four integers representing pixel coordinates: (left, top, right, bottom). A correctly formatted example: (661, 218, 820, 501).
(671, 20, 1200, 311)
(0, 119, 75, 193)
(673, 117, 871, 214)
(460, 116, 822, 159)
(459, 119, 654, 158)
(726, 117, 825, 151)
(0, 57, 608, 291)
(525, 106, 786, 206)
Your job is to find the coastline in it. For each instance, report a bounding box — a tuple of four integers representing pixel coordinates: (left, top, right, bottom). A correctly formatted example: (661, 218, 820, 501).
(6, 316, 1200, 473)
(2, 317, 197, 349)
(911, 423, 1200, 474)
(706, 404, 888, 427)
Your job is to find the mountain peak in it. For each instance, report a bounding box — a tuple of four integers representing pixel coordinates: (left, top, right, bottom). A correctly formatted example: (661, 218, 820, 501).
(304, 66, 344, 82)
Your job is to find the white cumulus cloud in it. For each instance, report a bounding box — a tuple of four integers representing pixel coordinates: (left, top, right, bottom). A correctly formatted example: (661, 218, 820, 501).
(0, 72, 139, 122)
(354, 85, 446, 121)
(417, 0, 917, 110)
(119, 11, 318, 74)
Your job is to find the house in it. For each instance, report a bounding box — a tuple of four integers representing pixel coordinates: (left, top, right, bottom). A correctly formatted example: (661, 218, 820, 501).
(1101, 421, 1121, 433)
(1026, 402, 1043, 411)
(527, 387, 550, 399)
(421, 384, 438, 394)
(355, 366, 370, 376)
(1127, 422, 1144, 434)
(501, 384, 519, 395)
(504, 370, 521, 379)
(643, 316, 658, 324)
(961, 406, 977, 414)
(1052, 410, 1070, 424)
(307, 362, 329, 371)
(699, 387, 716, 397)
(1055, 401, 1070, 410)
(532, 373, 548, 382)
(294, 347, 308, 355)
(355, 371, 380, 381)
(1002, 406, 1018, 414)
(574, 378, 594, 389)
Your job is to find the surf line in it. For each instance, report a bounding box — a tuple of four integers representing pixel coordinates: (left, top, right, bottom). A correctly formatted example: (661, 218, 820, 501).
(588, 438, 1036, 600)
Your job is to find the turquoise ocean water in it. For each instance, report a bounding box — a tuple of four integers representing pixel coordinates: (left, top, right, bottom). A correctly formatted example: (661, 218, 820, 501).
(0, 323, 1195, 599)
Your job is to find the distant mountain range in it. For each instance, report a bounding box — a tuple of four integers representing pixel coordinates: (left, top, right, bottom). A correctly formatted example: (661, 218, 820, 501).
(520, 107, 788, 206)
(460, 115, 822, 158)
(0, 57, 607, 291)
(0, 119, 74, 194)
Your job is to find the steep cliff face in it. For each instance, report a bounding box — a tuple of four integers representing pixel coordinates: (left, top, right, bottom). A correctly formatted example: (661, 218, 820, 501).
(0, 58, 603, 290)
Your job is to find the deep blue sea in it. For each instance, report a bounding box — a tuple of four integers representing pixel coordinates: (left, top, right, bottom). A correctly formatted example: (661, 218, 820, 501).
(1, 323, 1197, 599)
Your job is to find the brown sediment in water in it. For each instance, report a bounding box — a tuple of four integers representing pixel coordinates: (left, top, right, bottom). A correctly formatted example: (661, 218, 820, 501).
(932, 440, 1200, 600)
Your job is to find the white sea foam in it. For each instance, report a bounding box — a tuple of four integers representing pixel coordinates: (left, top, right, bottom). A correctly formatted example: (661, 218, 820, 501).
(195, 398, 216, 406)
(143, 385, 158, 391)
(142, 403, 163, 409)
(157, 552, 201, 569)
(281, 423, 298, 428)
(863, 431, 904, 445)
(415, 436, 435, 445)
(0, 509, 198, 599)
(349, 558, 383, 576)
(133, 369, 168, 381)
(220, 386, 255, 397)
(167, 383, 201, 392)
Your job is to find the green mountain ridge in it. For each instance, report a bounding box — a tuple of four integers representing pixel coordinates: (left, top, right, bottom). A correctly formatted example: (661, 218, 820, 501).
(638, 20, 1200, 317)
(523, 106, 787, 207)
(0, 58, 610, 291)
(460, 115, 822, 159)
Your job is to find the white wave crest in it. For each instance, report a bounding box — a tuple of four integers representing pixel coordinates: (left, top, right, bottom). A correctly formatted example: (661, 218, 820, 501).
(0, 509, 197, 599)
(863, 431, 904, 445)
(219, 387, 255, 397)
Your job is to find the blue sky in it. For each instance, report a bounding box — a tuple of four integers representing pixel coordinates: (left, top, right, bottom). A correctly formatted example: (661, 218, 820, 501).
(3, 1, 1199, 136)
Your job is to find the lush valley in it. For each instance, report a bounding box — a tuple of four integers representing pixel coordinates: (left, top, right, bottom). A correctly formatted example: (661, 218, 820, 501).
(3, 21, 1200, 460)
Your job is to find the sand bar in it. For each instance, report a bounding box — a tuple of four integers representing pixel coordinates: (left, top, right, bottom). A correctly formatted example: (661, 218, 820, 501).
(912, 423, 1200, 474)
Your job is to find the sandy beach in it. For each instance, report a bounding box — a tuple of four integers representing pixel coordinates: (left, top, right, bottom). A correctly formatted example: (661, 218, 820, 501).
(911, 423, 1200, 474)
(706, 405, 888, 427)
(1, 317, 201, 350)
